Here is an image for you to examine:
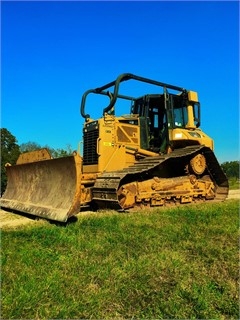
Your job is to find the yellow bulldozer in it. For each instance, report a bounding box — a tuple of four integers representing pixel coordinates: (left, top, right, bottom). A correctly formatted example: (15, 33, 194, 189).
(1, 73, 229, 222)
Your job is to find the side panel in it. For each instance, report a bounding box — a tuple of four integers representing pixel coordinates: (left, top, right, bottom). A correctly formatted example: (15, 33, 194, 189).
(97, 117, 140, 172)
(169, 128, 214, 150)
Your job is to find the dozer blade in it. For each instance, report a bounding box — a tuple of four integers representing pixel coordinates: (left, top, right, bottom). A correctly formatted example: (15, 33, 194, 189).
(0, 153, 82, 222)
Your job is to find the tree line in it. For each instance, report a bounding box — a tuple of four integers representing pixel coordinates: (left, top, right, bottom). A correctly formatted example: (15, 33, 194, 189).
(1, 128, 239, 194)
(221, 161, 239, 180)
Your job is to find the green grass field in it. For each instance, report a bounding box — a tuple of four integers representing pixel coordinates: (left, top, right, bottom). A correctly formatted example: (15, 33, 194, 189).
(1, 200, 239, 319)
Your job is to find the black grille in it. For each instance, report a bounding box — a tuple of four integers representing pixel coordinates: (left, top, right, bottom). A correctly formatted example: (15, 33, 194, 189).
(83, 128, 99, 165)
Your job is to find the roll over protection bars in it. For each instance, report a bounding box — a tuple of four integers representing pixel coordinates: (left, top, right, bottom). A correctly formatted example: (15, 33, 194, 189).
(80, 73, 186, 121)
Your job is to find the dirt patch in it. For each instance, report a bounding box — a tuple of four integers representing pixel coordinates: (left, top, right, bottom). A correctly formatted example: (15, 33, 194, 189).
(0, 210, 46, 229)
(227, 189, 240, 200)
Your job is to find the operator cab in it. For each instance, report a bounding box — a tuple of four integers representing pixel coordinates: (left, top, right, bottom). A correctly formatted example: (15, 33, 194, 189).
(131, 92, 200, 153)
(81, 73, 201, 156)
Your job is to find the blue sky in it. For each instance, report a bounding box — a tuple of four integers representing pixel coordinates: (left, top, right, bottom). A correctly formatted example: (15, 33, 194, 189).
(1, 1, 239, 163)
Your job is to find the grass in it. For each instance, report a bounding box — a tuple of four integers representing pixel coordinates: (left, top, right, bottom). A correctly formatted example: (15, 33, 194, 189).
(229, 177, 239, 190)
(1, 200, 239, 319)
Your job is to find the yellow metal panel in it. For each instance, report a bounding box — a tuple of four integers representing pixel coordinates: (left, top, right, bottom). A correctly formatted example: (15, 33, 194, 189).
(96, 117, 140, 173)
(16, 148, 52, 164)
(83, 164, 99, 173)
(188, 91, 198, 102)
(170, 128, 214, 150)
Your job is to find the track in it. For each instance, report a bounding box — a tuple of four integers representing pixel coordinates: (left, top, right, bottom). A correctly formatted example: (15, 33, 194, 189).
(92, 145, 229, 210)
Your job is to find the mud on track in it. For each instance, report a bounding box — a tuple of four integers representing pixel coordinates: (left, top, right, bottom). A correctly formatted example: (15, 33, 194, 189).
(0, 190, 239, 230)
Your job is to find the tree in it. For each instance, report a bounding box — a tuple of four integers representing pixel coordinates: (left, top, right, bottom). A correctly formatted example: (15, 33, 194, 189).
(20, 141, 42, 153)
(221, 161, 239, 179)
(51, 144, 73, 158)
(19, 142, 73, 158)
(1, 128, 20, 194)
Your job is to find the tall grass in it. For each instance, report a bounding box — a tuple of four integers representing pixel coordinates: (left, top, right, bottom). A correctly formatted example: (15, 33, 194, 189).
(1, 200, 239, 319)
(229, 177, 239, 190)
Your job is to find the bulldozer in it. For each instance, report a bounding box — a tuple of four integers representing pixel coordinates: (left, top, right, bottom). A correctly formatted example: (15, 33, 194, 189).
(1, 73, 229, 222)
